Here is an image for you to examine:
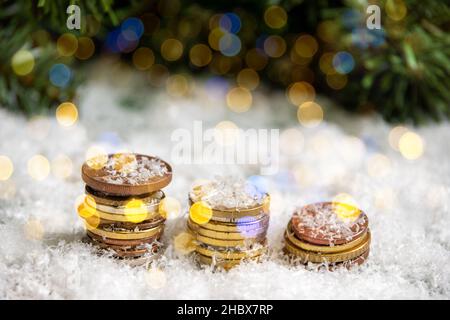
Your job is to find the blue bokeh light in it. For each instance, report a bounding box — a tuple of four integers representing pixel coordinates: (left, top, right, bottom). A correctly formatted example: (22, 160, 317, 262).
(219, 33, 241, 56)
(341, 9, 362, 30)
(219, 13, 241, 34)
(121, 17, 144, 41)
(49, 63, 71, 88)
(333, 51, 355, 74)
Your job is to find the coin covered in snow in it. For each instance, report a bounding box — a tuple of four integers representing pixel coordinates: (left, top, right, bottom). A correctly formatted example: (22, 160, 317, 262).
(82, 153, 172, 196)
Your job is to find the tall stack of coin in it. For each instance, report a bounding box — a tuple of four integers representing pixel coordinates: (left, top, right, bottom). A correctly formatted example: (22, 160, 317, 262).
(284, 202, 370, 270)
(186, 178, 270, 270)
(77, 153, 172, 264)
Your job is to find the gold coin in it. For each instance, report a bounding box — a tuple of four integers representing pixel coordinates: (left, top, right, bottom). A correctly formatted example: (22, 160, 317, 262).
(193, 225, 267, 240)
(78, 202, 161, 222)
(284, 231, 371, 263)
(285, 221, 368, 253)
(196, 234, 265, 248)
(87, 224, 163, 240)
(86, 186, 165, 207)
(196, 245, 266, 259)
(197, 253, 262, 269)
(187, 215, 269, 232)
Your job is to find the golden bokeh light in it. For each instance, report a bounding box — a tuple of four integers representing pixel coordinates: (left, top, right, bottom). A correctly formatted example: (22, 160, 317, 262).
(0, 156, 14, 181)
(297, 101, 323, 128)
(317, 20, 339, 43)
(290, 49, 312, 66)
(24, 218, 45, 241)
(208, 28, 225, 51)
(124, 199, 148, 223)
(245, 48, 268, 71)
(174, 232, 196, 255)
(264, 5, 288, 29)
(11, 50, 35, 76)
(148, 64, 170, 87)
(159, 196, 181, 219)
(294, 35, 318, 58)
(161, 38, 183, 61)
(56, 102, 78, 127)
(214, 121, 239, 146)
(75, 37, 95, 60)
(209, 14, 223, 30)
(189, 44, 212, 67)
(398, 131, 424, 160)
(367, 154, 391, 178)
(287, 81, 315, 106)
(332, 193, 361, 221)
(263, 35, 286, 58)
(85, 146, 108, 170)
(132, 47, 155, 70)
(319, 52, 336, 75)
(326, 73, 348, 90)
(27, 154, 50, 181)
(226, 87, 252, 113)
(57, 33, 78, 56)
(388, 126, 409, 151)
(210, 54, 232, 75)
(385, 0, 407, 21)
(166, 74, 190, 97)
(237, 68, 260, 90)
(189, 201, 213, 225)
(145, 268, 167, 289)
(51, 154, 73, 179)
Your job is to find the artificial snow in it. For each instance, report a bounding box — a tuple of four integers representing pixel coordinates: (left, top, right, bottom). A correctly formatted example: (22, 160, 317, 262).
(0, 61, 449, 299)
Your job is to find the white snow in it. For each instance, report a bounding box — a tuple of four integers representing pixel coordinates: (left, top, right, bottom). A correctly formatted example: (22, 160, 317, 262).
(0, 61, 449, 299)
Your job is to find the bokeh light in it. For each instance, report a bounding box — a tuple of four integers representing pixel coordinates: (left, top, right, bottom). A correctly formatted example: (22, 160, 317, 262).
(57, 33, 78, 56)
(287, 81, 315, 106)
(388, 126, 409, 151)
(132, 47, 155, 70)
(145, 268, 167, 289)
(121, 17, 144, 41)
(27, 155, 50, 181)
(333, 51, 355, 74)
(317, 20, 339, 43)
(166, 74, 190, 97)
(398, 131, 424, 160)
(245, 48, 268, 71)
(208, 28, 225, 51)
(332, 193, 361, 221)
(264, 5, 287, 29)
(219, 33, 241, 56)
(214, 121, 239, 146)
(319, 52, 336, 75)
(0, 156, 14, 181)
(264, 35, 286, 58)
(174, 232, 196, 255)
(297, 101, 323, 128)
(85, 146, 108, 170)
(51, 154, 73, 179)
(75, 37, 95, 60)
(124, 199, 148, 223)
(56, 102, 78, 127)
(326, 73, 348, 90)
(159, 196, 181, 219)
(189, 44, 212, 67)
(226, 87, 252, 113)
(219, 13, 241, 33)
(367, 153, 391, 178)
(237, 68, 259, 90)
(385, 0, 407, 21)
(11, 50, 35, 76)
(161, 38, 183, 61)
(189, 201, 213, 225)
(294, 35, 318, 58)
(49, 63, 72, 88)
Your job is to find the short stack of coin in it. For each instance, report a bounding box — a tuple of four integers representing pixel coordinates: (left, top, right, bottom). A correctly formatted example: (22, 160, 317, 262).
(78, 153, 172, 265)
(284, 202, 370, 270)
(186, 178, 270, 270)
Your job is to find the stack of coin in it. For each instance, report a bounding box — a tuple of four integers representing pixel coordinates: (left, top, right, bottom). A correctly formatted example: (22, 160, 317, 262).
(77, 153, 172, 264)
(284, 202, 370, 270)
(186, 178, 270, 270)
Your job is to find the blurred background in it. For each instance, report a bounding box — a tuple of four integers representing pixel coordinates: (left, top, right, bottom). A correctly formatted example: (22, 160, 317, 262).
(1, 0, 449, 123)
